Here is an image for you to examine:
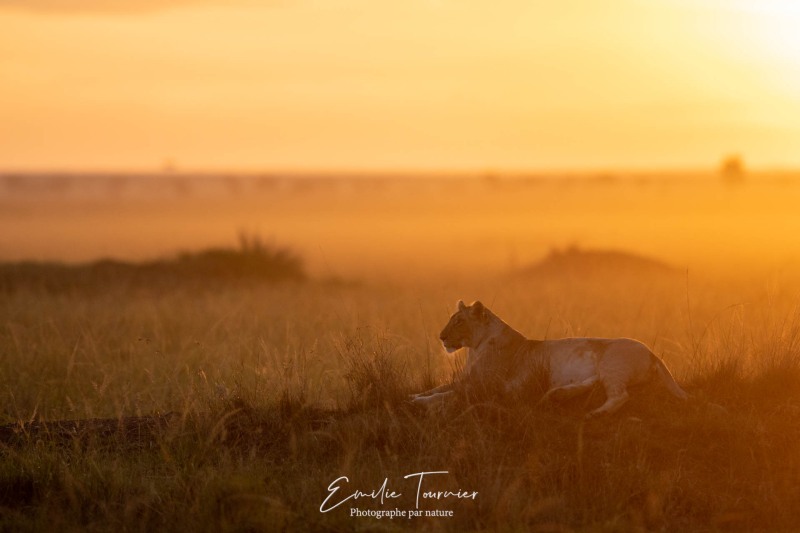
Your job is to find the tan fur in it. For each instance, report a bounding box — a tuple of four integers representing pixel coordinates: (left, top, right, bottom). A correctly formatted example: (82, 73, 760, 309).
(411, 300, 688, 417)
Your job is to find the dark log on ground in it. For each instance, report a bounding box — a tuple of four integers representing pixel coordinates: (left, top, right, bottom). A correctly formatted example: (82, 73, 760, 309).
(0, 413, 178, 447)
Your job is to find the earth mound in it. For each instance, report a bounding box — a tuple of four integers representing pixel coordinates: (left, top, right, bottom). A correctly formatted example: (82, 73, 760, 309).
(519, 246, 678, 278)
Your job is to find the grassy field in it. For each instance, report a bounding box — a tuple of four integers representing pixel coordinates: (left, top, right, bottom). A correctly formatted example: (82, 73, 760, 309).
(4, 175, 800, 531)
(3, 265, 800, 531)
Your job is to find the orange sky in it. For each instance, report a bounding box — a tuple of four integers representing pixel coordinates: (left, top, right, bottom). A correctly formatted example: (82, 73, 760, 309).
(2, 0, 799, 172)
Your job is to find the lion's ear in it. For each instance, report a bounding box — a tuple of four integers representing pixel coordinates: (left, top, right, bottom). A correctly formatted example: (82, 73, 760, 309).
(471, 300, 486, 319)
(457, 300, 467, 312)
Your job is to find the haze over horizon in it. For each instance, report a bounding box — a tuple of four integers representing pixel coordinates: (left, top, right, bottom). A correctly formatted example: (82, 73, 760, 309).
(2, 0, 800, 173)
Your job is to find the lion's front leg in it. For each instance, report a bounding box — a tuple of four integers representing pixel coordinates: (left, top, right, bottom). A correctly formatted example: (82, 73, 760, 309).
(411, 390, 455, 408)
(409, 382, 454, 402)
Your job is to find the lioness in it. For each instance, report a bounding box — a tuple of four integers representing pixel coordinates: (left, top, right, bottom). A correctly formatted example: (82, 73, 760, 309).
(411, 300, 688, 417)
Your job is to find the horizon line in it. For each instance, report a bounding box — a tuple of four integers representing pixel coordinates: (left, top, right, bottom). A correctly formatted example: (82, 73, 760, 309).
(3, 165, 800, 178)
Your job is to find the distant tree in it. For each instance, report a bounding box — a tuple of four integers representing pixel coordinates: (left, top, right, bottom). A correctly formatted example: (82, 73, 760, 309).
(720, 154, 745, 184)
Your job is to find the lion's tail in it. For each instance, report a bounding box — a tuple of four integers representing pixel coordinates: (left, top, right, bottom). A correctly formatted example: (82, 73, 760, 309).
(653, 356, 689, 400)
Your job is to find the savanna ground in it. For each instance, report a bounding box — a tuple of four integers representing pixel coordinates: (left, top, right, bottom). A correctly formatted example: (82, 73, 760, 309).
(3, 174, 800, 531)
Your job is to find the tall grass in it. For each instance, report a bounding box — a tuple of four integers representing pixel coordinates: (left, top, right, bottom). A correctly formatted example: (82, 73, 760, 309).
(3, 273, 800, 530)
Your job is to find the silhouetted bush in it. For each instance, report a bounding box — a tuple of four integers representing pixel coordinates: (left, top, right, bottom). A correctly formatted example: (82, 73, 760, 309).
(0, 235, 305, 293)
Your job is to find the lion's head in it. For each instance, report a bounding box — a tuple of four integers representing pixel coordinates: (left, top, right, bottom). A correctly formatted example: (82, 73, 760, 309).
(439, 300, 490, 353)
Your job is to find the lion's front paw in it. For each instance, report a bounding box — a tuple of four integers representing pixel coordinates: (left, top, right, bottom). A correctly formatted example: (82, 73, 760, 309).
(584, 410, 600, 421)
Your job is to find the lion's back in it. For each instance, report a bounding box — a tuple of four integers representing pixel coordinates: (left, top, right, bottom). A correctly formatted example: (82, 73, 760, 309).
(538, 337, 655, 388)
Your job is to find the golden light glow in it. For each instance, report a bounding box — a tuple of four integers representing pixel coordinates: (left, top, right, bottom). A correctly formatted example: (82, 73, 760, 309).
(1, 0, 799, 171)
(707, 1, 800, 87)
(735, 1, 800, 78)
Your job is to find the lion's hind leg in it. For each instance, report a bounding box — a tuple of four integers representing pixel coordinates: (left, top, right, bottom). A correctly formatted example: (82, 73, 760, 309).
(586, 383, 630, 419)
(537, 376, 598, 406)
